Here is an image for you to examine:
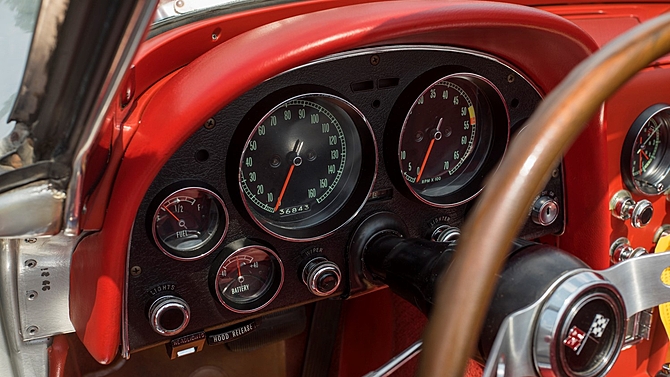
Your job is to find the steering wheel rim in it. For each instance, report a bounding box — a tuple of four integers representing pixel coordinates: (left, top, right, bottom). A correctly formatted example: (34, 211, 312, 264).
(417, 12, 670, 377)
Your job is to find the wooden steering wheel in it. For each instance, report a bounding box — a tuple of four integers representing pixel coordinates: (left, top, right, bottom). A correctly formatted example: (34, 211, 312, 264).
(417, 12, 670, 377)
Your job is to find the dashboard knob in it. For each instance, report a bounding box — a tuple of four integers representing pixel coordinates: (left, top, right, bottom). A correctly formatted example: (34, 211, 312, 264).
(610, 190, 654, 228)
(610, 237, 648, 264)
(431, 225, 460, 243)
(631, 199, 654, 228)
(302, 257, 341, 297)
(531, 196, 559, 226)
(148, 295, 190, 336)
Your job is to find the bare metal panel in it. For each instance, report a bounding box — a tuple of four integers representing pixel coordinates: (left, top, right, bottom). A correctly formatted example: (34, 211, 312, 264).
(16, 236, 75, 341)
(0, 181, 63, 238)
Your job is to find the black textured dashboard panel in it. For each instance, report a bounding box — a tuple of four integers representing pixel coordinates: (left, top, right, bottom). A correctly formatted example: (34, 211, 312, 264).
(125, 46, 564, 352)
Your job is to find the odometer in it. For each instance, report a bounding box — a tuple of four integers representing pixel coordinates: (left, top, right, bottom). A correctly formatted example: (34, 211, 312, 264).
(238, 93, 376, 240)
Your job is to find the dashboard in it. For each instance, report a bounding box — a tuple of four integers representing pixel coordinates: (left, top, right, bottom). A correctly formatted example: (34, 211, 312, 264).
(60, 2, 670, 375)
(124, 46, 564, 353)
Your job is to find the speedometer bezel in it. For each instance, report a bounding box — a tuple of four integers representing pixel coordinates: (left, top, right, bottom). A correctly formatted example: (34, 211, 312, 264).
(235, 91, 377, 241)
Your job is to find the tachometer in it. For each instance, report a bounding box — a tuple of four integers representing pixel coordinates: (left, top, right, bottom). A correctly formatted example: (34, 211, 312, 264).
(238, 93, 376, 240)
(621, 104, 670, 195)
(397, 73, 509, 207)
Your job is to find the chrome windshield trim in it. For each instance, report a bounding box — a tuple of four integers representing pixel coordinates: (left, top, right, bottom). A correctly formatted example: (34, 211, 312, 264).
(63, 0, 159, 236)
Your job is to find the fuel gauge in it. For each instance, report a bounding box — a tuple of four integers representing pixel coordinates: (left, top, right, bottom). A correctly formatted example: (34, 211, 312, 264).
(211, 239, 284, 313)
(151, 185, 228, 261)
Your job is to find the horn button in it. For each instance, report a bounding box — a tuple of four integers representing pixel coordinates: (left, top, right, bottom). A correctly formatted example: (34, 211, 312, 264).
(534, 272, 625, 377)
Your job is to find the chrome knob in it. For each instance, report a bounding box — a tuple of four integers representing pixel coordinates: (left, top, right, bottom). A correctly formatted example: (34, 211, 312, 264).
(302, 257, 341, 297)
(610, 190, 653, 228)
(531, 196, 559, 226)
(431, 225, 460, 243)
(610, 237, 648, 264)
(656, 363, 670, 377)
(632, 200, 654, 228)
(654, 224, 670, 243)
(148, 295, 190, 336)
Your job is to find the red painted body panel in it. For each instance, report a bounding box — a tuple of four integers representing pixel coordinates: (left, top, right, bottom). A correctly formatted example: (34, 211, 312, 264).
(49, 335, 70, 377)
(68, 0, 670, 374)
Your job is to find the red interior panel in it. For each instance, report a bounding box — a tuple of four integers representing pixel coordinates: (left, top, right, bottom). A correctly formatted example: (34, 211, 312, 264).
(75, 0, 670, 372)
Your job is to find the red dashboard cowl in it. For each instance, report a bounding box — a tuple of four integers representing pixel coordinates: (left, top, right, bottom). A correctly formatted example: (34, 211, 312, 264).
(69, 0, 597, 364)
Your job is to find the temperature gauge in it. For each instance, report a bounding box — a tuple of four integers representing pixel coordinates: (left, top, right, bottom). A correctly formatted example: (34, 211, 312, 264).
(151, 185, 228, 260)
(211, 239, 284, 313)
(621, 104, 670, 195)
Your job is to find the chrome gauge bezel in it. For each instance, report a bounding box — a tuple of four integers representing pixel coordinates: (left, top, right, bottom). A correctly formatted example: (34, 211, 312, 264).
(395, 72, 510, 207)
(210, 239, 284, 314)
(237, 92, 377, 241)
(621, 104, 670, 195)
(149, 183, 229, 261)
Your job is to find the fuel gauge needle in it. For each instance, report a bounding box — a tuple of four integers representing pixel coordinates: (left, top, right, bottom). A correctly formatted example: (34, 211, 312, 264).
(162, 205, 180, 221)
(416, 118, 443, 182)
(274, 140, 303, 212)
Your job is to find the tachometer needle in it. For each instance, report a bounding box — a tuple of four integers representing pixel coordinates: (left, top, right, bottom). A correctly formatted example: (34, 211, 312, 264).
(416, 118, 443, 182)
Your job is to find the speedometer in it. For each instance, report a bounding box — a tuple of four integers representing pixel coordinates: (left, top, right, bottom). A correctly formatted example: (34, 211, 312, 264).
(238, 93, 376, 241)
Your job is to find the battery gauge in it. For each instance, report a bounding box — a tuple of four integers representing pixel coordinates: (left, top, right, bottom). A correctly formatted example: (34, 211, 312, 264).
(211, 239, 284, 313)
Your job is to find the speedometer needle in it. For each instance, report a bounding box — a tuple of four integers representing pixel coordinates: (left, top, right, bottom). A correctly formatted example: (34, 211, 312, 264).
(274, 140, 303, 212)
(274, 165, 295, 212)
(416, 118, 443, 182)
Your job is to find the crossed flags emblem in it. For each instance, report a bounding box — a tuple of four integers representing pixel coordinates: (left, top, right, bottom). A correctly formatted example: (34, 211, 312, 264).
(563, 313, 610, 354)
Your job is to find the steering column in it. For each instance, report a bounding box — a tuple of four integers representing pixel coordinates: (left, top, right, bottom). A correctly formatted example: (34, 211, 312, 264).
(353, 211, 670, 377)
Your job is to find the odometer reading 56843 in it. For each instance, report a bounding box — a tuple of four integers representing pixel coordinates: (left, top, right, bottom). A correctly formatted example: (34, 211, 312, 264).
(238, 93, 376, 241)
